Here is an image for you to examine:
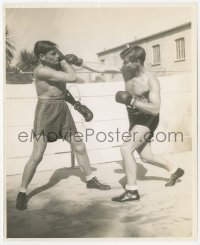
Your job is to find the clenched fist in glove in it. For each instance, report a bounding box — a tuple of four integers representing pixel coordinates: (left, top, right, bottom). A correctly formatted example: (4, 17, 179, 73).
(65, 54, 83, 67)
(74, 101, 93, 122)
(120, 64, 135, 82)
(65, 90, 93, 122)
(115, 91, 137, 108)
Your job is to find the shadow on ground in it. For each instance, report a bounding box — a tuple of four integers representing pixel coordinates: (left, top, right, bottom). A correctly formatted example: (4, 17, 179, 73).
(7, 198, 126, 238)
(7, 153, 191, 238)
(114, 161, 169, 188)
(27, 166, 97, 202)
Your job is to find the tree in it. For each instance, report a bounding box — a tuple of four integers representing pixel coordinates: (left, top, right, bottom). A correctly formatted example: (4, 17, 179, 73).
(6, 26, 15, 68)
(17, 49, 38, 72)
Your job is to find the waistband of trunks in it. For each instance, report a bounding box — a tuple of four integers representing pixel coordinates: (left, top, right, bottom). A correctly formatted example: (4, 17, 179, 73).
(127, 106, 159, 117)
(38, 97, 66, 102)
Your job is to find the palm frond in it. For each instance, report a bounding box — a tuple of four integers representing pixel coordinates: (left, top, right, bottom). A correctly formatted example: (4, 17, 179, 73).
(6, 25, 15, 65)
(17, 49, 38, 71)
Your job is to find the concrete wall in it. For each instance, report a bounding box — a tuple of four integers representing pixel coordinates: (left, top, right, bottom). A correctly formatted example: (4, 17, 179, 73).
(5, 73, 192, 175)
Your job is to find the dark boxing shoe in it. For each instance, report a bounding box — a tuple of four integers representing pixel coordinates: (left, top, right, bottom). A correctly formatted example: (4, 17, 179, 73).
(112, 190, 140, 202)
(165, 168, 184, 187)
(87, 177, 111, 190)
(16, 192, 27, 210)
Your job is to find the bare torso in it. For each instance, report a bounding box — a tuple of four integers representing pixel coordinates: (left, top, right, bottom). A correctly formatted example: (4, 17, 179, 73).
(34, 64, 66, 99)
(125, 70, 155, 104)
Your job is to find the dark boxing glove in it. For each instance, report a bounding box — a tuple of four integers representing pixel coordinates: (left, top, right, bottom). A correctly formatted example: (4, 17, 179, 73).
(65, 90, 93, 122)
(120, 46, 135, 82)
(55, 48, 66, 62)
(115, 91, 137, 108)
(74, 101, 93, 122)
(121, 64, 135, 82)
(65, 54, 83, 67)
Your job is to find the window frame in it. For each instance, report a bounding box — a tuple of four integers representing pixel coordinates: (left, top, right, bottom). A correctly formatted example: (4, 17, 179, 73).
(152, 44, 161, 66)
(175, 37, 186, 62)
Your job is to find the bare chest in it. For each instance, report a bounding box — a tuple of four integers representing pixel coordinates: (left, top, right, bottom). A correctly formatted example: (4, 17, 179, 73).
(125, 77, 149, 98)
(35, 80, 65, 97)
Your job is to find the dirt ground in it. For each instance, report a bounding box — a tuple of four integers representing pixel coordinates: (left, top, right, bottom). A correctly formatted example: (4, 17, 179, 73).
(5, 151, 195, 239)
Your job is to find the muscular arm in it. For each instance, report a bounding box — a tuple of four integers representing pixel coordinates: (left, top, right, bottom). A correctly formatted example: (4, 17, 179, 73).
(81, 61, 121, 74)
(36, 61, 77, 83)
(135, 77, 160, 115)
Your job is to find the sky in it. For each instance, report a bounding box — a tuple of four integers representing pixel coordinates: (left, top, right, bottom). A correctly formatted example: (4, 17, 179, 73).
(5, 4, 194, 63)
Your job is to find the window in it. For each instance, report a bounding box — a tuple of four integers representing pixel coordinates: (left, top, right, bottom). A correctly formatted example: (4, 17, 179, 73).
(175, 38, 185, 60)
(152, 45, 160, 65)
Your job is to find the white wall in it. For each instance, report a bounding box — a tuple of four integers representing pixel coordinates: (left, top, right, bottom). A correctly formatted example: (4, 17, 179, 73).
(5, 73, 192, 175)
(98, 27, 191, 80)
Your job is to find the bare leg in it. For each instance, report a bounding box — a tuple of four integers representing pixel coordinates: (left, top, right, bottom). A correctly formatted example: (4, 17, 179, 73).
(137, 141, 184, 186)
(70, 136, 92, 177)
(70, 135, 110, 190)
(16, 136, 47, 210)
(112, 125, 150, 202)
(21, 136, 47, 189)
(120, 125, 151, 186)
(137, 142, 176, 172)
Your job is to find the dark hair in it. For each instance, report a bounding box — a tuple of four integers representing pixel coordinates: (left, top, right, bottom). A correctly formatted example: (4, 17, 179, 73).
(34, 40, 57, 57)
(120, 45, 146, 65)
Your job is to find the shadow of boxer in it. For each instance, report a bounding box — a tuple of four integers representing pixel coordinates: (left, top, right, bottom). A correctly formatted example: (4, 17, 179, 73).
(114, 161, 170, 189)
(27, 166, 97, 202)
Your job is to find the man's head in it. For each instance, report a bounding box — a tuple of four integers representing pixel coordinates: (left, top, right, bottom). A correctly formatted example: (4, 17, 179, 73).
(120, 45, 146, 80)
(120, 45, 146, 65)
(34, 41, 60, 67)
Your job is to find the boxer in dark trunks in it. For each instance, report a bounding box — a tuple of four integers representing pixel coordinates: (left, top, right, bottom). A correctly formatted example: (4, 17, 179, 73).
(112, 46, 184, 202)
(127, 107, 159, 140)
(53, 48, 185, 203)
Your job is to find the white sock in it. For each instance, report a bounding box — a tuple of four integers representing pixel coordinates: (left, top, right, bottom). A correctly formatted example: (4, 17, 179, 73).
(126, 184, 138, 191)
(19, 188, 27, 193)
(86, 173, 96, 181)
(170, 166, 178, 175)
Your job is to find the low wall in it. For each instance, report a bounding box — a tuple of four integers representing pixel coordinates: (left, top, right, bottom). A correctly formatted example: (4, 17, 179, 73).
(5, 73, 192, 175)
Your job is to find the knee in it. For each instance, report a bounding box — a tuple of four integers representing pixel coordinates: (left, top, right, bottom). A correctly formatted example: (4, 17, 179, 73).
(120, 143, 136, 155)
(32, 153, 43, 164)
(141, 155, 153, 164)
(72, 141, 86, 154)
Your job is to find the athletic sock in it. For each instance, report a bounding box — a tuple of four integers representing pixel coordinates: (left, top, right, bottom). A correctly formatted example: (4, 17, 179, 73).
(125, 184, 138, 191)
(19, 188, 27, 193)
(86, 173, 96, 181)
(170, 166, 178, 175)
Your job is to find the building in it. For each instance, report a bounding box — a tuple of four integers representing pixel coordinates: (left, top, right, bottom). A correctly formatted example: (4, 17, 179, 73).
(97, 22, 191, 81)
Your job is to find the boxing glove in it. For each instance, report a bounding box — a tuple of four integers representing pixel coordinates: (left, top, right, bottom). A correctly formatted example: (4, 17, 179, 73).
(65, 54, 83, 67)
(115, 91, 137, 107)
(55, 48, 66, 62)
(65, 90, 93, 122)
(121, 64, 135, 82)
(74, 101, 93, 122)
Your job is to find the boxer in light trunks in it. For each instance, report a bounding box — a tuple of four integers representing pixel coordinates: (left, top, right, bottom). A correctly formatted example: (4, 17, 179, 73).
(16, 41, 111, 210)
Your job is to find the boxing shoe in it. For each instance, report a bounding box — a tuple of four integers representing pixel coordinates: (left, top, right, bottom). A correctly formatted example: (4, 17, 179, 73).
(165, 168, 184, 187)
(16, 192, 27, 210)
(112, 189, 140, 202)
(87, 177, 111, 190)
